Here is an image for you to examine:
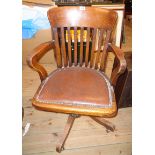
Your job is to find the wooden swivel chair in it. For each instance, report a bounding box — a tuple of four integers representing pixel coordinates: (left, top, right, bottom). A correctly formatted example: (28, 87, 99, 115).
(27, 6, 126, 153)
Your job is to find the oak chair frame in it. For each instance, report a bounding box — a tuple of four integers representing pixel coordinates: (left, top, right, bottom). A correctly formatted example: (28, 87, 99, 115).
(27, 7, 126, 153)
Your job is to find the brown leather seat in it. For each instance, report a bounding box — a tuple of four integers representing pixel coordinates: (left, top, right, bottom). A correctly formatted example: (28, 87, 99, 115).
(33, 67, 116, 117)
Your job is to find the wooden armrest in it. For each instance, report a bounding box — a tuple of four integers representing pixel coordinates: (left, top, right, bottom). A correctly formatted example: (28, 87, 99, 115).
(107, 44, 127, 86)
(26, 41, 55, 81)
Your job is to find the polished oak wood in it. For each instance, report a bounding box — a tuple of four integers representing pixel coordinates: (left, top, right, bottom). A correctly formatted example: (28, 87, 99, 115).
(115, 52, 132, 108)
(108, 44, 127, 86)
(27, 41, 55, 81)
(91, 116, 115, 132)
(56, 114, 78, 153)
(27, 6, 126, 153)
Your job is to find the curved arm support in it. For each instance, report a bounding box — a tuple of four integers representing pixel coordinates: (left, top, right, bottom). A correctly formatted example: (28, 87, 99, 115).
(107, 43, 127, 86)
(27, 41, 55, 81)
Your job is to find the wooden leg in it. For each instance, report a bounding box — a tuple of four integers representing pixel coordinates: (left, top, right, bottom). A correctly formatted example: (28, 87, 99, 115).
(56, 114, 78, 153)
(91, 116, 115, 132)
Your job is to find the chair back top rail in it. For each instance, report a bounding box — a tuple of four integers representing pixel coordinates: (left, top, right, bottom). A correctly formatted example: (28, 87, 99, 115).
(48, 7, 117, 29)
(47, 7, 118, 70)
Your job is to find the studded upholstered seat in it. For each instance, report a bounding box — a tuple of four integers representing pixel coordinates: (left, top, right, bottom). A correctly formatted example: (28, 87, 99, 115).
(33, 67, 116, 117)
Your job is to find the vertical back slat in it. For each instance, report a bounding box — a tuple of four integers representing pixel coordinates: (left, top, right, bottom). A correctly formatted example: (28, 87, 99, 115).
(67, 27, 72, 66)
(95, 29, 104, 69)
(53, 28, 62, 68)
(51, 28, 55, 41)
(85, 27, 90, 67)
(53, 27, 111, 69)
(80, 27, 84, 66)
(74, 27, 78, 66)
(60, 27, 68, 67)
(90, 28, 97, 68)
(100, 30, 111, 71)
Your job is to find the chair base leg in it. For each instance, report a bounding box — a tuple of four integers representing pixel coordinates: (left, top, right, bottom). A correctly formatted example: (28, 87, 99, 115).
(56, 115, 115, 153)
(90, 116, 115, 132)
(56, 114, 79, 153)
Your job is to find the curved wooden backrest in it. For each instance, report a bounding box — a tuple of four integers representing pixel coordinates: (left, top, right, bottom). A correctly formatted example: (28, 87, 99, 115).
(47, 6, 118, 71)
